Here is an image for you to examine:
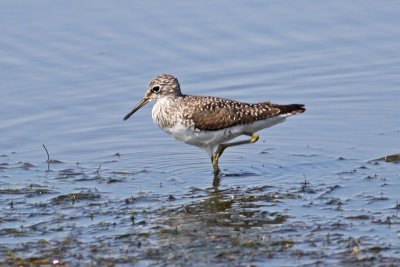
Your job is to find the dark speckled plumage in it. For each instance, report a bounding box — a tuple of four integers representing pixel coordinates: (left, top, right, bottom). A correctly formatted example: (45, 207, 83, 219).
(180, 95, 305, 131)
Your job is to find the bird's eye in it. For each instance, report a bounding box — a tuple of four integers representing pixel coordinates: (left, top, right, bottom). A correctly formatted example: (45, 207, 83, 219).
(152, 86, 160, 93)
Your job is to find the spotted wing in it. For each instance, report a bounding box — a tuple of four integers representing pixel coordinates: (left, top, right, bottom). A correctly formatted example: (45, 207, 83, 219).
(183, 96, 288, 131)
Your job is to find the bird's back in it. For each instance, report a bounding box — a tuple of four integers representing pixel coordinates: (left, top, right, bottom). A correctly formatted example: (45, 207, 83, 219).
(180, 95, 305, 131)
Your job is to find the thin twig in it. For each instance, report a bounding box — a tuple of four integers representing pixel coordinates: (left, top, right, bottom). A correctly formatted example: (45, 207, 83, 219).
(42, 144, 51, 171)
(42, 144, 50, 162)
(96, 164, 102, 174)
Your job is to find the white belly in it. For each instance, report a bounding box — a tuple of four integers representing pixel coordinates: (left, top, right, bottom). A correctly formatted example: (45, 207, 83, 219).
(158, 115, 287, 157)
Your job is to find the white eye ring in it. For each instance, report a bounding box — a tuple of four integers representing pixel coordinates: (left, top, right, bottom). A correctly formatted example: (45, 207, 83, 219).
(152, 86, 160, 93)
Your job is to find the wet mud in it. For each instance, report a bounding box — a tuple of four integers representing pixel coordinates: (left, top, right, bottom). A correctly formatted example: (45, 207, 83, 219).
(1, 151, 399, 266)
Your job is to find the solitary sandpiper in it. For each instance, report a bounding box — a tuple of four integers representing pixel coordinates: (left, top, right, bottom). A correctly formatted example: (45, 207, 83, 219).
(124, 74, 305, 175)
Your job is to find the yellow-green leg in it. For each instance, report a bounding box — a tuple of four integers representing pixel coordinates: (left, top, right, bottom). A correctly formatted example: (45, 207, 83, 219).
(212, 133, 260, 175)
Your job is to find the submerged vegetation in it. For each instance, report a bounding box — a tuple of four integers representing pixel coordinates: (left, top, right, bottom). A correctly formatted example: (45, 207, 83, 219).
(1, 149, 399, 266)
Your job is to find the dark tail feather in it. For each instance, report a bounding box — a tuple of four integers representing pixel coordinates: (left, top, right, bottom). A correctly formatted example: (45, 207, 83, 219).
(271, 104, 306, 115)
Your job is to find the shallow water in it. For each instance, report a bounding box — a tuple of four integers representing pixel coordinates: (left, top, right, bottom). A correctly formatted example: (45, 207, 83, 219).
(1, 1, 400, 266)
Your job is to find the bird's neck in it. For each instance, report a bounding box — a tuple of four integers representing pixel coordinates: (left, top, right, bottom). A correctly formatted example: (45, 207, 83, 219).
(152, 96, 182, 129)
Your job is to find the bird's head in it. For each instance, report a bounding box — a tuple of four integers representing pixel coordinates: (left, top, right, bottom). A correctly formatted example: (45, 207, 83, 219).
(123, 74, 181, 120)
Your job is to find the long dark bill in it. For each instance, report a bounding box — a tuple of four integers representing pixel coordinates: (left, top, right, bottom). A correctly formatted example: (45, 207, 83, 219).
(123, 98, 150, 120)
